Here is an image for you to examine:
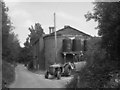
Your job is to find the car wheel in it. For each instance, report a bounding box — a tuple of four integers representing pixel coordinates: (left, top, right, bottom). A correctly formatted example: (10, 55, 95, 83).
(56, 71, 61, 80)
(45, 71, 49, 79)
(67, 69, 71, 76)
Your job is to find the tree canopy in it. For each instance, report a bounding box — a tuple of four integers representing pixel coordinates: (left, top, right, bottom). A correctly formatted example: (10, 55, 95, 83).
(85, 2, 120, 68)
(67, 2, 120, 88)
(28, 23, 45, 45)
(2, 1, 20, 63)
(18, 23, 44, 65)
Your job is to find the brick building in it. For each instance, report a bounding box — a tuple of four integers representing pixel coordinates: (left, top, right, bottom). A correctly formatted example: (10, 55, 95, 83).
(32, 25, 92, 70)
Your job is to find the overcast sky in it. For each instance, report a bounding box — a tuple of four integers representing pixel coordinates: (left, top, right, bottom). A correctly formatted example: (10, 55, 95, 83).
(4, 0, 98, 47)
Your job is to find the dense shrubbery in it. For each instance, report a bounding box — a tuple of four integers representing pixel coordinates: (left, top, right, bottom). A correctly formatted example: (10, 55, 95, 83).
(1, 1, 20, 87)
(67, 2, 120, 88)
(2, 1, 20, 64)
(27, 60, 34, 71)
(18, 39, 33, 65)
(67, 37, 107, 88)
(2, 61, 15, 86)
(67, 37, 120, 88)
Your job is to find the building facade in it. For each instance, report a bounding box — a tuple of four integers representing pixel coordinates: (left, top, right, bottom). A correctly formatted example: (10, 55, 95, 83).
(32, 26, 92, 70)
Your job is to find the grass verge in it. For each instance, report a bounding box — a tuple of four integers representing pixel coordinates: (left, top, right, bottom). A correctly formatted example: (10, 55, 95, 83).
(2, 60, 15, 87)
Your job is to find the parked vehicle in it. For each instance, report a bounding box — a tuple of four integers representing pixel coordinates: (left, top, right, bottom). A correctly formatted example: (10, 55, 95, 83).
(45, 64, 62, 79)
(45, 62, 75, 79)
(63, 62, 75, 76)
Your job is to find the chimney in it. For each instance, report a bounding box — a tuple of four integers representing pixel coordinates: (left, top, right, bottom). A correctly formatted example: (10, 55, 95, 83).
(49, 27, 51, 34)
(49, 27, 55, 34)
(64, 25, 70, 28)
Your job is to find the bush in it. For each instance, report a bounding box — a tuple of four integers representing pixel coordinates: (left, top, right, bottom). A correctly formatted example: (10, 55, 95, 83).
(67, 37, 120, 88)
(66, 74, 78, 88)
(79, 38, 109, 87)
(0, 60, 2, 88)
(66, 37, 108, 88)
(2, 60, 15, 86)
(27, 60, 34, 71)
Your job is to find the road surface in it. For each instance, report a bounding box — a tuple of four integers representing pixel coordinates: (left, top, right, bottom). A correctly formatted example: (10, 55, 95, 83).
(9, 64, 73, 88)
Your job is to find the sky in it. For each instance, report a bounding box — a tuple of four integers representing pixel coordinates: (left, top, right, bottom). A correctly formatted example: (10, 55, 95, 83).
(4, 0, 99, 47)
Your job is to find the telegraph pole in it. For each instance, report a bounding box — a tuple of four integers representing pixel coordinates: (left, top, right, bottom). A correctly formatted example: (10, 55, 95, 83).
(54, 13, 57, 63)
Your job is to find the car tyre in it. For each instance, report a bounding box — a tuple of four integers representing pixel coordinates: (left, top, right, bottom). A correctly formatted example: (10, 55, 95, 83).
(67, 69, 71, 76)
(56, 71, 61, 80)
(45, 71, 49, 79)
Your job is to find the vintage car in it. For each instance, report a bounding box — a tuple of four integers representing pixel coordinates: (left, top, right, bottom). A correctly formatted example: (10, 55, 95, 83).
(45, 64, 62, 79)
(45, 62, 75, 79)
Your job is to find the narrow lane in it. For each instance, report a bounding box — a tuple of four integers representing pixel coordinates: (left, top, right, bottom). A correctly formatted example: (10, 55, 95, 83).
(9, 64, 73, 88)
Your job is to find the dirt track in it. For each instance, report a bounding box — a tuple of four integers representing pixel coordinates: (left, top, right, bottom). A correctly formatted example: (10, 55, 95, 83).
(9, 64, 73, 88)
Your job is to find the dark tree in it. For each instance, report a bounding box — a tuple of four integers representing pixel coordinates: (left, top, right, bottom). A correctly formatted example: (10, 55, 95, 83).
(2, 1, 20, 63)
(2, 1, 12, 59)
(85, 2, 120, 69)
(18, 37, 33, 64)
(28, 23, 45, 45)
(1, 1, 20, 86)
(77, 2, 120, 88)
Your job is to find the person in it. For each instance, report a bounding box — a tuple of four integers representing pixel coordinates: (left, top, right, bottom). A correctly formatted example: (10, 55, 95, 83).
(79, 51, 84, 61)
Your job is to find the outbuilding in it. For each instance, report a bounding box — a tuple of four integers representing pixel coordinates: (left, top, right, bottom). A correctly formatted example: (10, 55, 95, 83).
(32, 25, 92, 70)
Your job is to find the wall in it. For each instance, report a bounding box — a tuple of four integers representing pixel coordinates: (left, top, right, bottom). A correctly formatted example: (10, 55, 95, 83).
(44, 35, 87, 69)
(32, 36, 45, 70)
(34, 35, 91, 70)
(44, 35, 65, 69)
(38, 36, 45, 70)
(32, 42, 37, 69)
(33, 26, 92, 70)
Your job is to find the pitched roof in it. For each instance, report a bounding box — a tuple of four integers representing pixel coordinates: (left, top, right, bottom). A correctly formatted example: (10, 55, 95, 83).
(44, 26, 92, 38)
(32, 26, 92, 44)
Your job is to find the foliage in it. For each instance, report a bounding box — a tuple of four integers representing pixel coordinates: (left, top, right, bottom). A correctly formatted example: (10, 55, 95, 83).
(26, 23, 45, 70)
(67, 36, 120, 87)
(2, 1, 20, 63)
(67, 37, 120, 88)
(18, 23, 45, 68)
(67, 37, 108, 88)
(18, 37, 33, 64)
(66, 74, 78, 88)
(68, 2, 120, 88)
(85, 2, 120, 88)
(2, 60, 15, 86)
(6, 32, 20, 63)
(27, 60, 34, 71)
(2, 1, 12, 59)
(28, 23, 45, 45)
(1, 1, 20, 87)
(85, 2, 120, 68)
